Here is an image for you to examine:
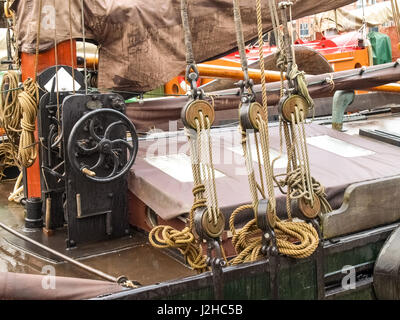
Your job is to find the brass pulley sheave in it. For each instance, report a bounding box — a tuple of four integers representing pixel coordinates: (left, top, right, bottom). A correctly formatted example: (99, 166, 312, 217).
(181, 99, 215, 130)
(193, 206, 225, 240)
(278, 94, 310, 124)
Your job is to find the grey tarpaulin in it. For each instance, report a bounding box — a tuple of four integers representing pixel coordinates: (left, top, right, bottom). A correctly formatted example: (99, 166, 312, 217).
(10, 0, 357, 92)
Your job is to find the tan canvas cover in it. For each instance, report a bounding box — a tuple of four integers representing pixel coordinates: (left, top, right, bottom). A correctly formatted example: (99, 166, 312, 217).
(315, 1, 396, 33)
(0, 271, 123, 299)
(11, 0, 356, 92)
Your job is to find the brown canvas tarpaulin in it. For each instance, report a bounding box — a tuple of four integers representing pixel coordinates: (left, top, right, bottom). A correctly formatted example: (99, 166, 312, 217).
(11, 0, 356, 92)
(0, 271, 123, 299)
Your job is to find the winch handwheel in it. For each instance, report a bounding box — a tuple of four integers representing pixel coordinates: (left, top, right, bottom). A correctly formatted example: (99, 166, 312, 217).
(67, 108, 138, 183)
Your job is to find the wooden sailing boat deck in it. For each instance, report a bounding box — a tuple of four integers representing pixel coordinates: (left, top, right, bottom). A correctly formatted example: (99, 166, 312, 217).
(0, 110, 399, 299)
(0, 179, 195, 286)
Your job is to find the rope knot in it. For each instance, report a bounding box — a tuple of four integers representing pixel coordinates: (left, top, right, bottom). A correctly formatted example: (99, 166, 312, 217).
(275, 49, 287, 72)
(192, 184, 205, 197)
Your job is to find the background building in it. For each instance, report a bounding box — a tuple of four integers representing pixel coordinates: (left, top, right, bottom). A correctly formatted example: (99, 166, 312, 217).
(295, 0, 391, 41)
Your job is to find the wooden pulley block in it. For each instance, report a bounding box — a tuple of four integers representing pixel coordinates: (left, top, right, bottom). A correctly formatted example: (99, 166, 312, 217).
(202, 211, 225, 239)
(298, 194, 321, 219)
(181, 99, 215, 130)
(194, 206, 225, 240)
(256, 199, 276, 230)
(278, 94, 309, 123)
(239, 101, 265, 131)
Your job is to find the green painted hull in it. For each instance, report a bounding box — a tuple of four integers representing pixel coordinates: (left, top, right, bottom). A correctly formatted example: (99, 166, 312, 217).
(98, 223, 397, 300)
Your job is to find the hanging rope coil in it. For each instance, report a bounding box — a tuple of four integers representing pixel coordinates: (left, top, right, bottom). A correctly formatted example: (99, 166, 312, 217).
(229, 205, 262, 265)
(18, 78, 39, 168)
(148, 119, 217, 274)
(1, 71, 22, 150)
(0, 72, 40, 169)
(149, 185, 208, 273)
(0, 141, 17, 180)
(274, 219, 319, 259)
(228, 204, 320, 264)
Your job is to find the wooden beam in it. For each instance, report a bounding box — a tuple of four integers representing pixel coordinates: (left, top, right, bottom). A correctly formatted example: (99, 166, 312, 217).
(21, 40, 76, 198)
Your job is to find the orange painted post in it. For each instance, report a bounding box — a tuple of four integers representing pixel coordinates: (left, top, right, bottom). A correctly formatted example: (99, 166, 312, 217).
(367, 83, 400, 93)
(194, 64, 285, 83)
(20, 40, 76, 198)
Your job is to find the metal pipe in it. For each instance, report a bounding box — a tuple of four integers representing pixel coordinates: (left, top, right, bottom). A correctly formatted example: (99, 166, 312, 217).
(0, 221, 119, 283)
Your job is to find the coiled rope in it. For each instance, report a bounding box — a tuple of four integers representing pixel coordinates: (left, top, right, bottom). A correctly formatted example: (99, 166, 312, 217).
(228, 204, 319, 265)
(149, 116, 217, 274)
(0, 72, 39, 169)
(18, 78, 39, 168)
(148, 185, 208, 273)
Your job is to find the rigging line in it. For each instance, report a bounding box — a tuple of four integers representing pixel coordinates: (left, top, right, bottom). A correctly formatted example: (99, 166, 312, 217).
(180, 0, 195, 67)
(53, 0, 60, 127)
(268, 0, 280, 51)
(80, 0, 88, 95)
(232, 0, 249, 81)
(289, 3, 296, 66)
(255, 0, 276, 206)
(69, 0, 76, 93)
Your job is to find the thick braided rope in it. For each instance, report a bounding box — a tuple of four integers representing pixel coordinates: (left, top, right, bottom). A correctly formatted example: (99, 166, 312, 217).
(226, 0, 320, 264)
(240, 130, 259, 206)
(228, 204, 319, 264)
(275, 220, 319, 259)
(0, 71, 22, 149)
(0, 141, 18, 180)
(254, 0, 276, 209)
(229, 204, 263, 265)
(290, 111, 313, 204)
(17, 78, 39, 168)
(148, 186, 208, 273)
(149, 106, 225, 273)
